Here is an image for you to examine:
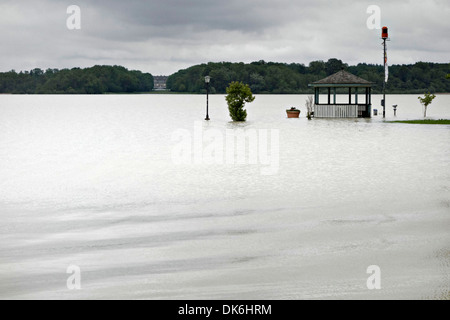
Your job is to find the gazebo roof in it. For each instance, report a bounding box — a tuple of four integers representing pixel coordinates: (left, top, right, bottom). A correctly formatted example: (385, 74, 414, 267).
(309, 70, 374, 87)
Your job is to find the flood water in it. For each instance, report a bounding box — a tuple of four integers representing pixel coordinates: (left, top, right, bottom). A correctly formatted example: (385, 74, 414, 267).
(0, 94, 449, 300)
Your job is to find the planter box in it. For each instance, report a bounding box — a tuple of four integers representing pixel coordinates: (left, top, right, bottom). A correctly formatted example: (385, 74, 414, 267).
(286, 109, 301, 118)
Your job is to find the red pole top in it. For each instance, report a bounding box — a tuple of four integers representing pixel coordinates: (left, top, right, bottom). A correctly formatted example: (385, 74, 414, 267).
(382, 26, 388, 39)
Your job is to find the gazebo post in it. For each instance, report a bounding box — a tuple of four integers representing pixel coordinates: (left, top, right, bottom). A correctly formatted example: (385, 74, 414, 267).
(348, 88, 351, 104)
(328, 88, 331, 104)
(355, 88, 358, 104)
(333, 88, 336, 104)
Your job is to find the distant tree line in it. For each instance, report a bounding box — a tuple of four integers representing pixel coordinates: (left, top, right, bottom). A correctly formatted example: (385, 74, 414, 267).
(1, 60, 447, 94)
(167, 59, 450, 94)
(0, 65, 154, 94)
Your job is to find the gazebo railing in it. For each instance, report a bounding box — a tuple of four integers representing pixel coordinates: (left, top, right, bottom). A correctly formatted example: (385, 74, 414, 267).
(315, 104, 359, 118)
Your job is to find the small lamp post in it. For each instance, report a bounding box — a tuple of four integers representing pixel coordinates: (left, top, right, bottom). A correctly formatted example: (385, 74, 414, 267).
(393, 104, 398, 116)
(204, 76, 211, 121)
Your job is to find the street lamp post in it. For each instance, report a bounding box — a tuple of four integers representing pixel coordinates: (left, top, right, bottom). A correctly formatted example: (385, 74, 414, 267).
(381, 26, 389, 119)
(205, 76, 210, 121)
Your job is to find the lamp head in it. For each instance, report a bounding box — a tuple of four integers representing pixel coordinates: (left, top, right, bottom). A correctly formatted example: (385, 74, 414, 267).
(382, 26, 388, 39)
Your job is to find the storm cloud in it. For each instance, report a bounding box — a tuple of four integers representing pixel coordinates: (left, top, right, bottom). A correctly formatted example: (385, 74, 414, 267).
(1, 0, 449, 75)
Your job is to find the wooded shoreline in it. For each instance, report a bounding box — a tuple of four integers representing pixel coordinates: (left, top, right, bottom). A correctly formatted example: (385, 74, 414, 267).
(1, 59, 448, 94)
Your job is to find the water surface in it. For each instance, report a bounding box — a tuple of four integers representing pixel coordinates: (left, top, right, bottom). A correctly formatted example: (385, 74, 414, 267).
(0, 94, 449, 299)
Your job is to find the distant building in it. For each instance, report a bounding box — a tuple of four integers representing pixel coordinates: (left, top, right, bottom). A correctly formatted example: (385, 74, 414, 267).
(153, 76, 169, 90)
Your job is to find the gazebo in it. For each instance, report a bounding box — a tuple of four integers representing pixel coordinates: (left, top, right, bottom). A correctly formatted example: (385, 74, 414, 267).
(309, 70, 374, 118)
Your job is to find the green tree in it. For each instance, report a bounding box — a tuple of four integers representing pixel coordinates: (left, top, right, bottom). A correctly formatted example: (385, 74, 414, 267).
(325, 58, 346, 75)
(249, 72, 265, 93)
(308, 60, 326, 76)
(418, 92, 436, 117)
(225, 81, 255, 122)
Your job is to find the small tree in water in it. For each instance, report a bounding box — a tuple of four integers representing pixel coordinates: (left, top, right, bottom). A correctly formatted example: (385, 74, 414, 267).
(226, 81, 255, 121)
(418, 92, 436, 118)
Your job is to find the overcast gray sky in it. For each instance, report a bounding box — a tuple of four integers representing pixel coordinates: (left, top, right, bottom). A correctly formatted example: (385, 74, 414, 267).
(1, 0, 449, 75)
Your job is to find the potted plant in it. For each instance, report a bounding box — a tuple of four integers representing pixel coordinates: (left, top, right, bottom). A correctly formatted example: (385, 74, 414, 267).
(286, 107, 301, 118)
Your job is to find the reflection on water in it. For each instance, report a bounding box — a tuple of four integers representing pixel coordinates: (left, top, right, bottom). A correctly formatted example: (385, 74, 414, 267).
(0, 94, 449, 299)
